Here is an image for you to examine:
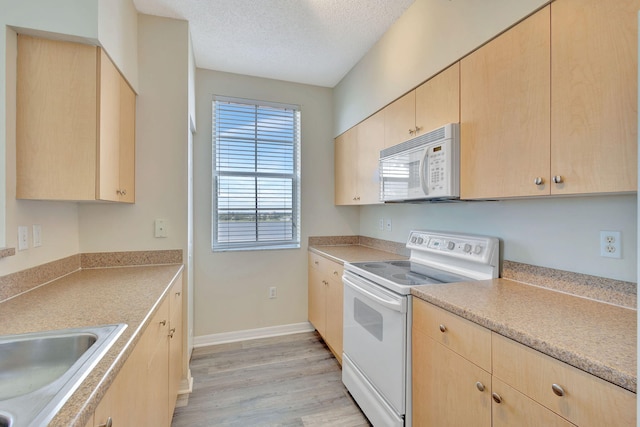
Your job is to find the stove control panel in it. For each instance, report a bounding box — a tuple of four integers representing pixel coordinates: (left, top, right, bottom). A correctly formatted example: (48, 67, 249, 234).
(407, 230, 499, 265)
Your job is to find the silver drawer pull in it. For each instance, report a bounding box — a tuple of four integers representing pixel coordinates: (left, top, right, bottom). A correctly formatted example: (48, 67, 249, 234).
(439, 324, 447, 333)
(475, 382, 485, 392)
(492, 392, 502, 404)
(551, 383, 565, 397)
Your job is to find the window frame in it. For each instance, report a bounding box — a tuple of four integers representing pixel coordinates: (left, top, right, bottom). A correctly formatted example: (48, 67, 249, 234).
(212, 95, 301, 252)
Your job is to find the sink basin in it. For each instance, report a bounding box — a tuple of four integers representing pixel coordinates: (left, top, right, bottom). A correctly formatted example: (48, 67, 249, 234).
(0, 324, 127, 427)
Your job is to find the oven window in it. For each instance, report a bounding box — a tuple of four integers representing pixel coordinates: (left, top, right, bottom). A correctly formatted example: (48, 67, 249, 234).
(354, 298, 383, 341)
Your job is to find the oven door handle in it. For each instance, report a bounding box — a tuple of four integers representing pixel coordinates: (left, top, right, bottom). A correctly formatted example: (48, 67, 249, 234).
(344, 277, 406, 313)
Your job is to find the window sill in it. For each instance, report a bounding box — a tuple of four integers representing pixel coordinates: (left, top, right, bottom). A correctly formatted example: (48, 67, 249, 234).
(213, 243, 301, 253)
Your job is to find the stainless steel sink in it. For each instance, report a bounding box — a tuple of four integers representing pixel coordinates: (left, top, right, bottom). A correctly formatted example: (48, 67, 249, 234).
(0, 324, 127, 427)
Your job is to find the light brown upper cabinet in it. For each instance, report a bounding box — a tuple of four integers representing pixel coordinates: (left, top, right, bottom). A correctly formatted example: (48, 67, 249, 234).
(415, 63, 460, 135)
(334, 110, 384, 205)
(384, 62, 460, 149)
(550, 0, 638, 194)
(17, 35, 135, 203)
(460, 6, 551, 199)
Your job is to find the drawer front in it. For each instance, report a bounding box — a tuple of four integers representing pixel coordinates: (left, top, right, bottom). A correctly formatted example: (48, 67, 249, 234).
(492, 377, 575, 427)
(413, 298, 491, 371)
(308, 252, 343, 283)
(493, 333, 636, 427)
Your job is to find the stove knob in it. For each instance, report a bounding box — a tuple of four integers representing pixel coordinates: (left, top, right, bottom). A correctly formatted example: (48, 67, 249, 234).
(417, 237, 424, 245)
(463, 243, 472, 253)
(411, 236, 417, 244)
(447, 241, 455, 250)
(474, 245, 483, 255)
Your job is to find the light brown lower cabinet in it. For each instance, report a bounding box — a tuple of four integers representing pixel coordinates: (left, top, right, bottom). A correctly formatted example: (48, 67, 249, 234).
(412, 298, 635, 427)
(89, 273, 183, 427)
(308, 252, 344, 363)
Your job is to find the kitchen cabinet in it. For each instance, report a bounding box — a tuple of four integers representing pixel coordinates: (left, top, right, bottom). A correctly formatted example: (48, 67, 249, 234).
(308, 252, 344, 362)
(413, 298, 635, 427)
(92, 274, 184, 426)
(414, 63, 460, 136)
(493, 333, 635, 427)
(460, 6, 551, 199)
(334, 110, 384, 205)
(384, 62, 460, 149)
(16, 35, 135, 203)
(550, 0, 638, 194)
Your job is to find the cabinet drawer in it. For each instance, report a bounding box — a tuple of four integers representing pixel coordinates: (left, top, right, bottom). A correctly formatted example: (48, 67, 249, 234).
(308, 252, 343, 283)
(413, 298, 491, 371)
(492, 377, 575, 427)
(493, 333, 636, 427)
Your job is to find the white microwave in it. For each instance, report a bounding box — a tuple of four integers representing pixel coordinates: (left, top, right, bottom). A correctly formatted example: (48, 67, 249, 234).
(380, 123, 460, 202)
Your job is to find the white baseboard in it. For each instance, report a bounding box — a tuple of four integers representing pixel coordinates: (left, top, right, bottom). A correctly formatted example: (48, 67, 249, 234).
(178, 369, 193, 395)
(193, 321, 315, 348)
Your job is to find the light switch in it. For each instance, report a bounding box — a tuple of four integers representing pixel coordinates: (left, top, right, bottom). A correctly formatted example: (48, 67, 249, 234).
(33, 225, 42, 247)
(18, 226, 28, 251)
(155, 219, 168, 238)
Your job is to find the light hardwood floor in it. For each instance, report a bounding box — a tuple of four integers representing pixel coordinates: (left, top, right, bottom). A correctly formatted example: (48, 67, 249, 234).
(171, 331, 370, 427)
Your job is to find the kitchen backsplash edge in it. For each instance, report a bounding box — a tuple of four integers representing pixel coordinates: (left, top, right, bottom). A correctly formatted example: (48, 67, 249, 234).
(0, 249, 183, 303)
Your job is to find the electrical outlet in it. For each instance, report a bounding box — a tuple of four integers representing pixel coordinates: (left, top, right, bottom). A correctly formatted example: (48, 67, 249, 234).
(600, 231, 621, 259)
(385, 218, 392, 231)
(269, 286, 277, 299)
(378, 218, 384, 230)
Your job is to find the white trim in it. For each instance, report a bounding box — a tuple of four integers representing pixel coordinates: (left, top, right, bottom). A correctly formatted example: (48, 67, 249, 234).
(193, 322, 314, 348)
(178, 369, 193, 395)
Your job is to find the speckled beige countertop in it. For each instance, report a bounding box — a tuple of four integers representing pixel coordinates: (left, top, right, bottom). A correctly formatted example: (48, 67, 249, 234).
(0, 264, 184, 427)
(308, 245, 408, 264)
(413, 279, 637, 393)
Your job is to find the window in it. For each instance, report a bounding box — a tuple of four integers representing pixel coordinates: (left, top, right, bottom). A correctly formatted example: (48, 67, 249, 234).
(212, 96, 301, 251)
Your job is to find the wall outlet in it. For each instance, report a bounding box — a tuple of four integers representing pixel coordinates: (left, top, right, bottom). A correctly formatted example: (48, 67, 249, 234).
(600, 231, 621, 259)
(385, 218, 392, 231)
(269, 286, 277, 299)
(18, 226, 28, 251)
(33, 224, 42, 247)
(155, 219, 168, 238)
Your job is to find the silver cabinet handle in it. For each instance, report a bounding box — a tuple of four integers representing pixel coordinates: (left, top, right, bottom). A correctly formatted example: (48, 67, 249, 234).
(409, 129, 415, 135)
(99, 417, 113, 427)
(169, 327, 176, 338)
(439, 324, 447, 333)
(175, 291, 181, 296)
(551, 383, 565, 397)
(476, 382, 485, 392)
(534, 177, 544, 185)
(159, 320, 167, 326)
(492, 392, 502, 404)
(116, 189, 127, 196)
(552, 175, 563, 184)
(414, 126, 421, 134)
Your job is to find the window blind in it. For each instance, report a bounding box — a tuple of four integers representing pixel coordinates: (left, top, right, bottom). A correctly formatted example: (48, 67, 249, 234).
(213, 97, 301, 251)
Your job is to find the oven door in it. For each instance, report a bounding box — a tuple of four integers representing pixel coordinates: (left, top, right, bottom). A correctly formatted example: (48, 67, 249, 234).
(343, 270, 407, 416)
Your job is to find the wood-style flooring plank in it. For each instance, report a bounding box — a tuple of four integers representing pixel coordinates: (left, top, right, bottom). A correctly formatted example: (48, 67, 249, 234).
(171, 331, 370, 427)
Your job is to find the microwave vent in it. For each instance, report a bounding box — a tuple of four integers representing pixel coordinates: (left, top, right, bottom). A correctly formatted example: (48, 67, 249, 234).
(380, 124, 450, 158)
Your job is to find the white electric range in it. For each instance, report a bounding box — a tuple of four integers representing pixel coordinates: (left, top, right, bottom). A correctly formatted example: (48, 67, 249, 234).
(342, 230, 499, 426)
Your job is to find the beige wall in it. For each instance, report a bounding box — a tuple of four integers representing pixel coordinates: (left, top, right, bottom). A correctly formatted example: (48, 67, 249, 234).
(194, 69, 358, 336)
(333, 0, 637, 282)
(79, 15, 189, 257)
(334, 0, 548, 135)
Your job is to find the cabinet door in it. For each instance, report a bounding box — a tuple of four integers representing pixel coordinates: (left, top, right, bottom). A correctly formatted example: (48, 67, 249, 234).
(412, 333, 491, 426)
(324, 262, 344, 363)
(168, 275, 184, 419)
(384, 91, 416, 148)
(415, 62, 460, 133)
(460, 7, 550, 199)
(550, 0, 638, 194)
(492, 378, 575, 427)
(98, 49, 121, 202)
(356, 110, 385, 205)
(334, 127, 358, 205)
(16, 35, 98, 200)
(308, 253, 327, 336)
(145, 297, 170, 427)
(119, 77, 136, 203)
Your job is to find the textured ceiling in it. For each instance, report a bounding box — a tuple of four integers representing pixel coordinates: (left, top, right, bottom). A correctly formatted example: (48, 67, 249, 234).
(133, 0, 415, 87)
